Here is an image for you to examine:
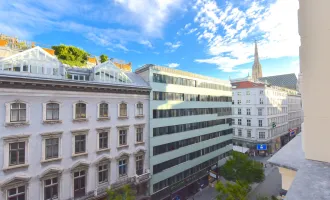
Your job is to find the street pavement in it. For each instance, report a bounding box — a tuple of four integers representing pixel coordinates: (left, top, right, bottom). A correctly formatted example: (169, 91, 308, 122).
(187, 156, 282, 200)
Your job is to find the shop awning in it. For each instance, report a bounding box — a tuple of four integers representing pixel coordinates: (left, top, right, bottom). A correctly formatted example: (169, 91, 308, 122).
(233, 145, 250, 153)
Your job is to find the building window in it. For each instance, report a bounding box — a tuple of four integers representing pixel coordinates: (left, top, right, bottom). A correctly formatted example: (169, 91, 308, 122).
(45, 138, 59, 160)
(247, 109, 251, 115)
(136, 103, 143, 116)
(237, 92, 241, 96)
(238, 129, 242, 136)
(247, 130, 251, 138)
(260, 90, 264, 95)
(9, 142, 25, 166)
(119, 103, 127, 117)
(99, 103, 108, 118)
(246, 91, 250, 95)
(7, 186, 26, 200)
(247, 119, 251, 126)
(74, 170, 86, 198)
(99, 132, 108, 150)
(75, 135, 86, 154)
(246, 100, 250, 104)
(75, 103, 86, 119)
(46, 103, 59, 120)
(238, 119, 242, 125)
(98, 163, 109, 184)
(136, 155, 144, 175)
(136, 128, 143, 143)
(258, 108, 262, 116)
(238, 108, 241, 115)
(44, 177, 58, 200)
(233, 128, 235, 135)
(119, 130, 127, 146)
(232, 119, 235, 125)
(119, 159, 127, 177)
(10, 103, 26, 122)
(237, 100, 241, 105)
(260, 98, 264, 104)
(259, 132, 266, 139)
(258, 120, 263, 127)
(232, 100, 234, 105)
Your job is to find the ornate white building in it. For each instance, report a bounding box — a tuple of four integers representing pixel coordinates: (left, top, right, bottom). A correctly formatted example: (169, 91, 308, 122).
(231, 76, 302, 155)
(0, 47, 151, 200)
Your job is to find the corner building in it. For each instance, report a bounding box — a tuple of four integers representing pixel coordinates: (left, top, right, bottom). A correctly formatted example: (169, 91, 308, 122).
(0, 47, 151, 200)
(135, 65, 233, 200)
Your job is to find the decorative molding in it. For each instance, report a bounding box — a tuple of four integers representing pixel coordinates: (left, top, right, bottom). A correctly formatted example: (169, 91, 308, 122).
(135, 115, 145, 119)
(43, 120, 62, 124)
(70, 160, 90, 171)
(3, 164, 29, 171)
(96, 148, 111, 153)
(2, 134, 31, 141)
(5, 121, 30, 127)
(0, 174, 31, 189)
(39, 167, 63, 179)
(97, 117, 110, 121)
(40, 157, 62, 163)
(40, 131, 63, 137)
(134, 147, 146, 156)
(72, 152, 88, 158)
(72, 118, 89, 123)
(134, 142, 145, 146)
(117, 145, 129, 150)
(115, 151, 131, 160)
(93, 155, 111, 164)
(71, 129, 90, 134)
(134, 123, 146, 128)
(116, 125, 129, 129)
(118, 116, 129, 120)
(96, 127, 111, 132)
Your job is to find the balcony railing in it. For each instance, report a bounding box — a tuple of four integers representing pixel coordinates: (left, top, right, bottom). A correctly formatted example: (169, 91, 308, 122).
(111, 176, 135, 190)
(135, 172, 151, 184)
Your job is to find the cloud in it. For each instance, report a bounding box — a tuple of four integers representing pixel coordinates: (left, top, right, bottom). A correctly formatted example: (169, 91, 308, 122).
(184, 23, 191, 29)
(165, 41, 182, 52)
(187, 28, 198, 34)
(0, 0, 184, 49)
(167, 63, 180, 68)
(193, 0, 300, 73)
(107, 43, 141, 54)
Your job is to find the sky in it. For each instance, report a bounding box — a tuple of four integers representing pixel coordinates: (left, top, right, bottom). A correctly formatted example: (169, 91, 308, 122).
(0, 0, 300, 80)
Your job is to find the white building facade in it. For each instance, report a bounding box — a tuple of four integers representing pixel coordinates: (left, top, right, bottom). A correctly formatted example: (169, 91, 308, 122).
(0, 47, 151, 200)
(136, 65, 233, 200)
(231, 77, 302, 154)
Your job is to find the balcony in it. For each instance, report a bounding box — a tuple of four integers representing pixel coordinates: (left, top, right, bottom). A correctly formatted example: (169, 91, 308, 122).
(111, 176, 135, 190)
(135, 171, 151, 184)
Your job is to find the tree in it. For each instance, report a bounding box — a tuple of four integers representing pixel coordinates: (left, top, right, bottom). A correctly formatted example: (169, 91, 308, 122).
(100, 54, 108, 63)
(52, 44, 89, 67)
(216, 181, 249, 200)
(220, 152, 264, 184)
(106, 185, 135, 200)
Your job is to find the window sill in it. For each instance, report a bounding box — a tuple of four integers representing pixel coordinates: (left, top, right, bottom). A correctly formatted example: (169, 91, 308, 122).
(96, 148, 111, 153)
(43, 120, 62, 124)
(3, 164, 29, 171)
(5, 121, 29, 127)
(97, 117, 110, 121)
(73, 118, 88, 122)
(135, 115, 144, 119)
(117, 145, 129, 149)
(72, 152, 88, 157)
(135, 142, 145, 146)
(41, 157, 62, 163)
(118, 116, 128, 120)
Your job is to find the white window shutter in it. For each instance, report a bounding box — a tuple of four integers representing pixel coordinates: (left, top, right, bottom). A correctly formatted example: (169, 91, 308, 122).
(73, 103, 76, 119)
(42, 103, 47, 121)
(5, 103, 10, 123)
(97, 103, 100, 118)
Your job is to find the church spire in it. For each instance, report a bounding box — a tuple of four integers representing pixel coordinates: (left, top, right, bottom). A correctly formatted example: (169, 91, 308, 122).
(252, 41, 263, 81)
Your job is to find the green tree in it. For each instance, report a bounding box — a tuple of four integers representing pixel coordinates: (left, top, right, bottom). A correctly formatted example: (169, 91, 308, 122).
(100, 54, 108, 63)
(216, 181, 249, 200)
(52, 44, 89, 67)
(106, 185, 135, 200)
(220, 152, 264, 184)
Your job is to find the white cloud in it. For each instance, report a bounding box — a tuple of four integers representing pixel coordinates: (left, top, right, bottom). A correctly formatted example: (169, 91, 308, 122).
(193, 0, 300, 73)
(139, 40, 153, 48)
(167, 63, 180, 68)
(187, 28, 198, 34)
(165, 41, 182, 52)
(184, 23, 191, 29)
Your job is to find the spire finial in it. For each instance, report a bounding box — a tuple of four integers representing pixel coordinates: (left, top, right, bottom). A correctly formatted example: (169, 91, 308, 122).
(251, 40, 263, 81)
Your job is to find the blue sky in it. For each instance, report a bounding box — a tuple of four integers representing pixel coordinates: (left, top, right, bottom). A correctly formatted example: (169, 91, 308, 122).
(0, 0, 300, 80)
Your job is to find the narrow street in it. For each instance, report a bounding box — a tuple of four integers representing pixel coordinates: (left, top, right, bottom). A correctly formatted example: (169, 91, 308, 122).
(187, 156, 282, 200)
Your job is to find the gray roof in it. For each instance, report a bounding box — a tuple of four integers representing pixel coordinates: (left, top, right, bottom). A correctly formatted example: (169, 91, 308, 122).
(268, 134, 330, 200)
(258, 73, 297, 90)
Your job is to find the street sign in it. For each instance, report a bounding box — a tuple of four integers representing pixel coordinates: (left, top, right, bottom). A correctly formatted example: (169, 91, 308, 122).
(257, 144, 267, 150)
(173, 195, 181, 200)
(290, 129, 295, 136)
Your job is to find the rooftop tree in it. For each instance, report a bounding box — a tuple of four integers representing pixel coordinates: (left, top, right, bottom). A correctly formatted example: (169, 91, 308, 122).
(52, 44, 89, 67)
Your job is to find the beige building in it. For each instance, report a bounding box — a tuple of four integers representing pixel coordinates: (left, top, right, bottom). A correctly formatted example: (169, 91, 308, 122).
(268, 0, 330, 199)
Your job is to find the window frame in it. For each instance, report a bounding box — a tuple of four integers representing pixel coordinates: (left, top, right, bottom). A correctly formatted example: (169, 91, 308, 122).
(96, 127, 111, 152)
(46, 103, 60, 121)
(43, 177, 59, 200)
(72, 101, 88, 121)
(135, 154, 144, 175)
(118, 157, 128, 177)
(238, 129, 242, 137)
(238, 119, 242, 125)
(3, 135, 30, 170)
(136, 102, 144, 117)
(5, 100, 30, 126)
(247, 130, 251, 138)
(118, 102, 128, 118)
(247, 119, 251, 126)
(71, 129, 89, 157)
(258, 120, 263, 127)
(42, 101, 62, 124)
(134, 124, 145, 144)
(7, 185, 26, 200)
(98, 163, 109, 185)
(259, 132, 266, 139)
(238, 108, 241, 115)
(41, 131, 63, 163)
(98, 102, 109, 119)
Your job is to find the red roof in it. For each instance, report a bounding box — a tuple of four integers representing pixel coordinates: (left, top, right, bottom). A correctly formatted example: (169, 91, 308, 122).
(231, 81, 265, 89)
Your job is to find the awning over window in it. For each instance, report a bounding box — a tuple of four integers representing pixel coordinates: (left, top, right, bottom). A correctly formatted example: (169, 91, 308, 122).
(233, 145, 249, 153)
